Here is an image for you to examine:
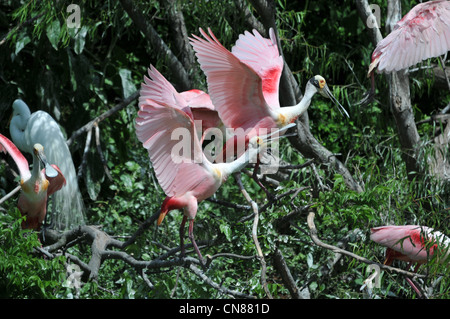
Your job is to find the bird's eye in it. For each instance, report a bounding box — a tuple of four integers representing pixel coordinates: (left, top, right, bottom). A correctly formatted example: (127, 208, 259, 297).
(310, 78, 320, 88)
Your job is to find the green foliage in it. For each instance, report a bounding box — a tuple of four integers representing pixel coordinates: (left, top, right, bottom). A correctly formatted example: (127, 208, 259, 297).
(0, 209, 67, 298)
(0, 0, 448, 299)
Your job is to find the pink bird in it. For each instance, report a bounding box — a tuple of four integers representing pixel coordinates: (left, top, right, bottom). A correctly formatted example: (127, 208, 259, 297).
(370, 225, 450, 296)
(369, 0, 450, 75)
(189, 27, 349, 162)
(135, 65, 292, 263)
(0, 134, 66, 230)
(364, 0, 450, 101)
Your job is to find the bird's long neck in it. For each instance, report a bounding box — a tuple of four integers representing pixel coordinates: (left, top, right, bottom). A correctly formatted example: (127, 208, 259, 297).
(214, 145, 260, 180)
(31, 154, 43, 181)
(10, 107, 31, 153)
(290, 85, 315, 119)
(276, 86, 315, 126)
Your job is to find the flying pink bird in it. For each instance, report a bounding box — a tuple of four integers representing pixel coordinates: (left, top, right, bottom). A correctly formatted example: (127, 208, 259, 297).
(136, 65, 292, 263)
(370, 225, 449, 296)
(368, 0, 450, 75)
(0, 134, 66, 230)
(363, 0, 450, 101)
(189, 27, 349, 162)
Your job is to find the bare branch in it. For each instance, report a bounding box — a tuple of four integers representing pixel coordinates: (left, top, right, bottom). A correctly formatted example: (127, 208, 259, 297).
(234, 172, 272, 299)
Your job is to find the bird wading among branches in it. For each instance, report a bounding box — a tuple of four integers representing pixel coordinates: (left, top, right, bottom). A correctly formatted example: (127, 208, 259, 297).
(371, 225, 450, 296)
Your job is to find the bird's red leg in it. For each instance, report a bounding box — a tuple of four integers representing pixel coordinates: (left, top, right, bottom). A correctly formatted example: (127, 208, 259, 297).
(179, 215, 187, 257)
(404, 262, 423, 298)
(188, 218, 204, 264)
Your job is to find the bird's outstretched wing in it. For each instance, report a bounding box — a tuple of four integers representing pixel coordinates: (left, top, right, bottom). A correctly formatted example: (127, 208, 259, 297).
(136, 66, 216, 197)
(370, 0, 450, 74)
(231, 28, 283, 110)
(190, 28, 277, 132)
(0, 133, 31, 181)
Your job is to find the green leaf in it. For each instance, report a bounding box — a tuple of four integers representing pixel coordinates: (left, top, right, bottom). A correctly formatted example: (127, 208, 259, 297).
(118, 68, 136, 99)
(15, 35, 31, 55)
(46, 20, 61, 50)
(73, 25, 88, 55)
(219, 223, 232, 242)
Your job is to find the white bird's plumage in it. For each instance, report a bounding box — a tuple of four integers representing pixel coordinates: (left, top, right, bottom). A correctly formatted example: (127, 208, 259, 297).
(10, 99, 85, 230)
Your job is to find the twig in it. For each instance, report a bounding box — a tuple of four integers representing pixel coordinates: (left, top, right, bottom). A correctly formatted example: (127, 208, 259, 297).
(189, 263, 256, 299)
(0, 185, 21, 206)
(234, 172, 273, 299)
(77, 127, 92, 182)
(94, 123, 113, 181)
(273, 246, 306, 299)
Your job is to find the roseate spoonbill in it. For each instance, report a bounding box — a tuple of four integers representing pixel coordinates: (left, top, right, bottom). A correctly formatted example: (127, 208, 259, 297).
(189, 28, 350, 162)
(370, 225, 450, 296)
(10, 99, 86, 230)
(136, 66, 293, 263)
(364, 0, 450, 100)
(0, 134, 66, 230)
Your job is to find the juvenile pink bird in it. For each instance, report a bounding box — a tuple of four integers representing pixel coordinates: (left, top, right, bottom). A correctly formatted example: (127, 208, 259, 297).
(0, 134, 66, 230)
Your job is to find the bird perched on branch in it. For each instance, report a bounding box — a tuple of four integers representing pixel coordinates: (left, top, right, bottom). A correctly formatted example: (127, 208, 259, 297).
(10, 99, 86, 230)
(0, 134, 66, 230)
(190, 27, 349, 162)
(135, 65, 293, 263)
(370, 224, 450, 296)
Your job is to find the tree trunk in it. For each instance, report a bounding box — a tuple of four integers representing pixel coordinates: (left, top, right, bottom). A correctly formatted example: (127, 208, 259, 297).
(386, 0, 421, 179)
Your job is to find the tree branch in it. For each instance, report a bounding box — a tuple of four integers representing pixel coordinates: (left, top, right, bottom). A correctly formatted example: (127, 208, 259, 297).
(119, 0, 191, 90)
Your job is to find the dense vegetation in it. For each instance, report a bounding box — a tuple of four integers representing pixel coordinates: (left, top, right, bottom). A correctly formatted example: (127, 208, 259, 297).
(0, 0, 448, 299)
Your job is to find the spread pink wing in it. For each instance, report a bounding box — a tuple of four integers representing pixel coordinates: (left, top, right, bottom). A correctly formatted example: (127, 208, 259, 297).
(136, 68, 216, 197)
(180, 89, 215, 111)
(180, 89, 223, 139)
(370, 0, 450, 74)
(231, 28, 283, 110)
(190, 28, 276, 132)
(0, 133, 31, 181)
